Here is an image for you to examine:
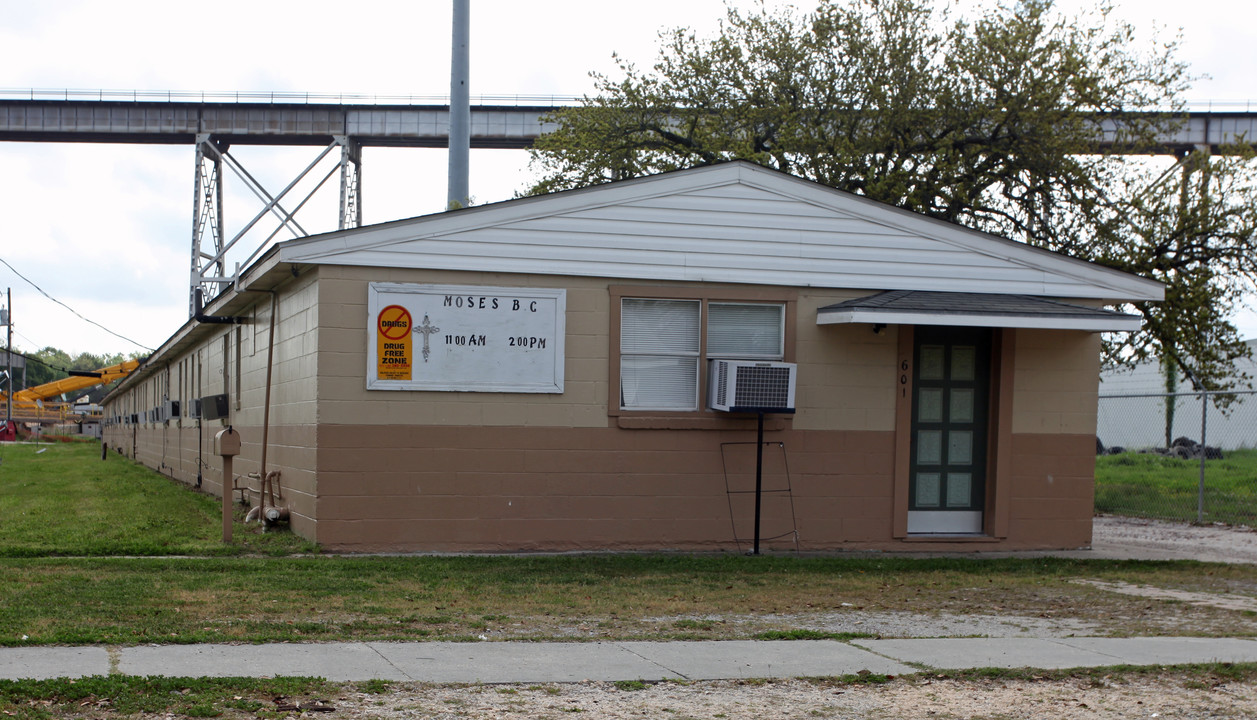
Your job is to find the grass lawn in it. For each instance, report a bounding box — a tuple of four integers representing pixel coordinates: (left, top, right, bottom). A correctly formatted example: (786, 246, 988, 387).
(0, 441, 314, 557)
(2, 553, 1256, 646)
(1094, 449, 1257, 525)
(0, 441, 1255, 649)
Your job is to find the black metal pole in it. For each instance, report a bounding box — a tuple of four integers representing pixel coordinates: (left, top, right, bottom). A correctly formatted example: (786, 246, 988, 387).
(4, 288, 11, 435)
(753, 411, 764, 555)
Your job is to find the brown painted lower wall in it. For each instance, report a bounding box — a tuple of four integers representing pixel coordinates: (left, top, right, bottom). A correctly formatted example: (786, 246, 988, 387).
(314, 424, 1095, 553)
(102, 421, 1095, 553)
(1006, 433, 1097, 549)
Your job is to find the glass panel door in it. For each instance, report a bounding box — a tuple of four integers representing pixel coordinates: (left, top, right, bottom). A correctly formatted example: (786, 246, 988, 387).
(908, 327, 991, 534)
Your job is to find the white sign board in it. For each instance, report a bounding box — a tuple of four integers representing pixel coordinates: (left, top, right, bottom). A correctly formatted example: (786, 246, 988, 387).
(367, 283, 565, 393)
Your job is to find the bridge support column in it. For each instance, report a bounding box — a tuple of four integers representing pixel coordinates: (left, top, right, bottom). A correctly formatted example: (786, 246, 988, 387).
(187, 136, 361, 316)
(335, 135, 362, 230)
(190, 134, 227, 315)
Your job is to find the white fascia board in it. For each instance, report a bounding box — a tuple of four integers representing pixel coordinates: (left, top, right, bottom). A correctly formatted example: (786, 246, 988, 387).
(236, 248, 282, 292)
(817, 308, 1143, 332)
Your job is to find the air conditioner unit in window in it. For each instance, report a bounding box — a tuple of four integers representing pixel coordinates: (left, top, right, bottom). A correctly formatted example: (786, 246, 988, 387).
(708, 360, 797, 413)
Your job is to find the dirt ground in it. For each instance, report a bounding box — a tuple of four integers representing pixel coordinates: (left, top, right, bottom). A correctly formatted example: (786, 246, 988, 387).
(1088, 515, 1257, 564)
(258, 518, 1257, 719)
(225, 673, 1257, 719)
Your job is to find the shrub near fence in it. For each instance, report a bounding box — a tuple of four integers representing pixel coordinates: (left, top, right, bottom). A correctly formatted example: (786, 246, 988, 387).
(1096, 390, 1257, 525)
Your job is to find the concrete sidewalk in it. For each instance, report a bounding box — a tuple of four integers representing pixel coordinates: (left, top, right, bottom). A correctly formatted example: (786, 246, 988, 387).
(5, 637, 1257, 683)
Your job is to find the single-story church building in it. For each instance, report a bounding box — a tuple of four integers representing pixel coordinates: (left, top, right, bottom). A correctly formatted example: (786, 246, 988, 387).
(102, 161, 1162, 553)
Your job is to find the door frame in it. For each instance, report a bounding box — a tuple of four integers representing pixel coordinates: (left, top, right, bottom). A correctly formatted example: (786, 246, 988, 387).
(893, 325, 1015, 539)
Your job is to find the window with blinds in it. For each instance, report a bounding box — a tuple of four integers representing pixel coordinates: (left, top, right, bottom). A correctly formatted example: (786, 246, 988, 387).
(708, 302, 785, 359)
(619, 297, 785, 411)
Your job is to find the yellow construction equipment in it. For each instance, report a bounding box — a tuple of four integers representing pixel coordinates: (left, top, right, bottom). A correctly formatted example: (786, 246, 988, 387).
(2, 358, 142, 421)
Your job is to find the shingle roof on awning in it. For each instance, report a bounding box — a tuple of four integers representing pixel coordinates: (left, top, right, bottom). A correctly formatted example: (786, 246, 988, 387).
(816, 290, 1142, 332)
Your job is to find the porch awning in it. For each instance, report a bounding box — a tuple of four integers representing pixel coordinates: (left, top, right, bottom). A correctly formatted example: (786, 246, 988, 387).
(816, 290, 1142, 332)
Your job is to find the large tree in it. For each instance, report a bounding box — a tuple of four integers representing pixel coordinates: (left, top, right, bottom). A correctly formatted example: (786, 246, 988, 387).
(527, 0, 1257, 390)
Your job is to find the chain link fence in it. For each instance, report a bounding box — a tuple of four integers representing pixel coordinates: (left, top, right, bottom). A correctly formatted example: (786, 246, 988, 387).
(1096, 390, 1257, 525)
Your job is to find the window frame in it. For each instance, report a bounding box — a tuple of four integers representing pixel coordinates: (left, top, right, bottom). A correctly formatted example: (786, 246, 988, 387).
(619, 297, 703, 412)
(609, 285, 796, 424)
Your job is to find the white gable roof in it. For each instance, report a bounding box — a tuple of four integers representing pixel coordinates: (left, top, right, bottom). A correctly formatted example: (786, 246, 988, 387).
(278, 161, 1162, 302)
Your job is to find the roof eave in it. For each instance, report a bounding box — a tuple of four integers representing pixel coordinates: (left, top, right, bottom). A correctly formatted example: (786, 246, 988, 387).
(817, 308, 1143, 333)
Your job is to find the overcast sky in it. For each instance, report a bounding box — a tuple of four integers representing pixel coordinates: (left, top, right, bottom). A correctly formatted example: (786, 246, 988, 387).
(0, 0, 1253, 358)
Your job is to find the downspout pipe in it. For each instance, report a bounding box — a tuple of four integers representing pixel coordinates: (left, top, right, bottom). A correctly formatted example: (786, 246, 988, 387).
(259, 291, 278, 512)
(194, 288, 246, 325)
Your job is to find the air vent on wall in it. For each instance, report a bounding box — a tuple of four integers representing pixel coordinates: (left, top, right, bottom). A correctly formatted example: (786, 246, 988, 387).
(708, 360, 797, 413)
(200, 394, 230, 421)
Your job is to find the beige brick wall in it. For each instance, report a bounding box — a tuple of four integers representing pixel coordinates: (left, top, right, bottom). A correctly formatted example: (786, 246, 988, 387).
(793, 290, 899, 432)
(315, 266, 612, 428)
(1011, 330, 1102, 435)
(102, 270, 324, 540)
(102, 268, 1107, 553)
(312, 272, 899, 434)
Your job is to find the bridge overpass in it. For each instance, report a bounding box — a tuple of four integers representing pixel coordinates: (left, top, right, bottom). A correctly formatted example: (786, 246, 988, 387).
(2, 97, 1255, 152)
(2, 93, 1254, 313)
(0, 99, 561, 149)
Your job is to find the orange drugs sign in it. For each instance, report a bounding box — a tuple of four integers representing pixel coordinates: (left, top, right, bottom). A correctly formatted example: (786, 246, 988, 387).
(377, 305, 413, 380)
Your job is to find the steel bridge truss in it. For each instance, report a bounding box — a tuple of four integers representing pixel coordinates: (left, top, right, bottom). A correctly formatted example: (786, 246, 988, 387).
(190, 134, 361, 314)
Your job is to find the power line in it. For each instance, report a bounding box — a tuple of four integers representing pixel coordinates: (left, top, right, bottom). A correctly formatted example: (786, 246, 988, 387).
(11, 328, 42, 351)
(0, 256, 154, 352)
(1, 346, 74, 375)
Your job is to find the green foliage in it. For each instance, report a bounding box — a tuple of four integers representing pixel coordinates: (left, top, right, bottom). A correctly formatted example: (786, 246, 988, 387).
(22, 347, 72, 388)
(358, 679, 393, 694)
(1094, 449, 1257, 524)
(1091, 146, 1257, 392)
(752, 630, 875, 641)
(0, 676, 328, 718)
(939, 662, 1257, 684)
(528, 0, 1257, 389)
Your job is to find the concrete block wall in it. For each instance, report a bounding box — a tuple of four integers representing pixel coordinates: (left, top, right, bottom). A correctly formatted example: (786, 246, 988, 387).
(315, 266, 611, 429)
(103, 266, 1109, 553)
(103, 270, 322, 538)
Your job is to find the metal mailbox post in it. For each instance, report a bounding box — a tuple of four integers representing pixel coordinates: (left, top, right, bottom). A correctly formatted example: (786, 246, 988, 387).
(214, 427, 241, 543)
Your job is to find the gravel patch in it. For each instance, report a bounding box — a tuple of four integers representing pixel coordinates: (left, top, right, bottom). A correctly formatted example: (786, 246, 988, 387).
(647, 610, 1100, 639)
(1076, 579, 1257, 613)
(1089, 515, 1257, 564)
(262, 674, 1257, 719)
(346, 518, 1257, 718)
(108, 518, 1257, 717)
(301, 518, 1257, 717)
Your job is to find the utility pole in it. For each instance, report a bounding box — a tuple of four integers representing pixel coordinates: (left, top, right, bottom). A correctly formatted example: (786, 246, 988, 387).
(447, 0, 471, 209)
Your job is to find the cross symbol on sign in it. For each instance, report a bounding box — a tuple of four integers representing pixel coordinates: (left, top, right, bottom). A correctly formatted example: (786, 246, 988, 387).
(415, 314, 440, 362)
